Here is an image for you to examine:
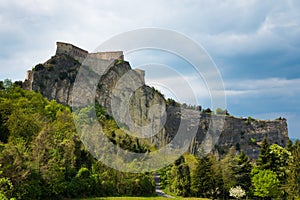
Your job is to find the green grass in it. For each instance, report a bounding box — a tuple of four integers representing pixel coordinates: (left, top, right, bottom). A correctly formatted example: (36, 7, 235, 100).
(78, 197, 210, 200)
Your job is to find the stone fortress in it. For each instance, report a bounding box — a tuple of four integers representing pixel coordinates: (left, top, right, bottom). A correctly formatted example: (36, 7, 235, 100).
(55, 42, 124, 63)
(24, 42, 145, 90)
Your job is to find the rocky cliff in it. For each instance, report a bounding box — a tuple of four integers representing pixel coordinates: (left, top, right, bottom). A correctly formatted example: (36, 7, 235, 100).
(22, 42, 289, 159)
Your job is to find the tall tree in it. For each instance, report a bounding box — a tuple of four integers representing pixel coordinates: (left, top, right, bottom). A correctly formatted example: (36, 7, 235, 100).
(233, 151, 252, 192)
(170, 162, 191, 196)
(221, 148, 252, 198)
(221, 147, 237, 195)
(286, 140, 300, 199)
(256, 138, 272, 170)
(192, 155, 223, 199)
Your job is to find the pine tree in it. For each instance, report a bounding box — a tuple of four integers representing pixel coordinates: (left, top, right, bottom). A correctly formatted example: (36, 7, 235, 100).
(256, 138, 272, 170)
(192, 155, 223, 198)
(232, 151, 252, 192)
(191, 156, 212, 197)
(221, 147, 237, 195)
(170, 156, 191, 197)
(286, 139, 293, 152)
(286, 140, 300, 199)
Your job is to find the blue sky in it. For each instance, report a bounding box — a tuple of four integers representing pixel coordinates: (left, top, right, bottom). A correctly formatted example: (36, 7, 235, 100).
(0, 0, 300, 138)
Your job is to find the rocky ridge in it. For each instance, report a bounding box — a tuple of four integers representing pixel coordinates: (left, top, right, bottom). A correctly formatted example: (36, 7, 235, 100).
(22, 42, 289, 158)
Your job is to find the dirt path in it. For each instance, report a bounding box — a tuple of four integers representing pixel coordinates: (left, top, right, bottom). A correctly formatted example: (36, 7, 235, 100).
(154, 173, 174, 198)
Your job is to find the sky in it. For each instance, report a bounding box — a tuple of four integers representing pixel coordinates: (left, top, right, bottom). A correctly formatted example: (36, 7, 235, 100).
(0, 0, 300, 138)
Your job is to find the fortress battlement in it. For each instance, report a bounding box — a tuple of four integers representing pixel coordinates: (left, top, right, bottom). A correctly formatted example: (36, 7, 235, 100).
(56, 42, 124, 62)
(89, 52, 124, 60)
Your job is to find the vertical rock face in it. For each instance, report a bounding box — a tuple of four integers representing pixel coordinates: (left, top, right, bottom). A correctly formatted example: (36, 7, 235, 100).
(22, 42, 289, 159)
(24, 54, 80, 105)
(197, 115, 288, 158)
(162, 109, 288, 158)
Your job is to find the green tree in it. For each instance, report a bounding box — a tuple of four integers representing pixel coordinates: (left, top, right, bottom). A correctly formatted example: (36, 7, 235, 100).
(233, 151, 252, 191)
(44, 100, 65, 121)
(286, 140, 300, 199)
(7, 111, 41, 142)
(192, 155, 223, 198)
(251, 169, 280, 199)
(0, 99, 12, 143)
(221, 149, 252, 198)
(257, 138, 272, 170)
(256, 138, 291, 198)
(221, 147, 237, 195)
(286, 139, 293, 151)
(216, 108, 229, 115)
(202, 108, 213, 114)
(3, 79, 13, 92)
(268, 144, 290, 182)
(0, 138, 32, 199)
(0, 81, 4, 90)
(0, 164, 14, 199)
(166, 98, 180, 107)
(170, 162, 191, 196)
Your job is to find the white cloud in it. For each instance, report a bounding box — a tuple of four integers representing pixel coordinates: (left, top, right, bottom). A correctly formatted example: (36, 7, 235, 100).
(1, 0, 299, 80)
(225, 78, 300, 97)
(144, 74, 300, 108)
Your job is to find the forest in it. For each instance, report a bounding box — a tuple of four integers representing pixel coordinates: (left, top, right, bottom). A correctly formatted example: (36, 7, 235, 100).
(0, 80, 299, 200)
(159, 138, 300, 199)
(0, 80, 155, 199)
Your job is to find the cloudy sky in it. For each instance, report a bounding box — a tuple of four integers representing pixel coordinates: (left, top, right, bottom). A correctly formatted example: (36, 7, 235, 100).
(1, 0, 300, 138)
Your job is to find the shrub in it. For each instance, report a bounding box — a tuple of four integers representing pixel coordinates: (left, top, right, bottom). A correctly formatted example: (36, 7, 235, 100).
(229, 185, 246, 199)
(249, 137, 257, 145)
(34, 64, 44, 71)
(203, 108, 214, 114)
(116, 59, 123, 65)
(49, 59, 57, 65)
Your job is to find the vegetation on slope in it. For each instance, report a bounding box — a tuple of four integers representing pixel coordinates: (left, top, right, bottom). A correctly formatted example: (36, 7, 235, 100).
(0, 80, 299, 199)
(159, 138, 300, 199)
(0, 80, 155, 200)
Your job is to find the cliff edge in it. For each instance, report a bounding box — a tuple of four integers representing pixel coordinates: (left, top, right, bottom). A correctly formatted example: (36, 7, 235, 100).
(22, 42, 289, 158)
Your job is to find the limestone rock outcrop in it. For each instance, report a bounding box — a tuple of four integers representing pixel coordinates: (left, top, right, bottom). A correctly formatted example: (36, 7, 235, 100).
(22, 42, 289, 159)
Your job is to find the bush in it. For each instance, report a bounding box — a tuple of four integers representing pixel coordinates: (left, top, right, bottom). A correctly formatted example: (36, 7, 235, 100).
(49, 59, 57, 65)
(203, 108, 213, 114)
(34, 64, 44, 71)
(229, 185, 246, 199)
(249, 137, 257, 145)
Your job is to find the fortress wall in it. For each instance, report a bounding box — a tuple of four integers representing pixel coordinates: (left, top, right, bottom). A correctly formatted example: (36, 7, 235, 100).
(56, 42, 123, 63)
(56, 42, 88, 61)
(90, 51, 124, 60)
(56, 42, 73, 55)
